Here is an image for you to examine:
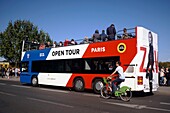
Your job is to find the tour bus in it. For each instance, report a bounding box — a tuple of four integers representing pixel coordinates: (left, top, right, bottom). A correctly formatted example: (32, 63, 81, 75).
(20, 26, 159, 93)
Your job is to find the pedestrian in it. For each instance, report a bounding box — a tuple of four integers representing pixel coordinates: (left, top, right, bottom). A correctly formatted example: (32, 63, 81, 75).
(160, 68, 165, 85)
(106, 24, 116, 40)
(15, 67, 18, 78)
(6, 68, 10, 79)
(1, 66, 5, 78)
(12, 68, 15, 76)
(165, 67, 169, 85)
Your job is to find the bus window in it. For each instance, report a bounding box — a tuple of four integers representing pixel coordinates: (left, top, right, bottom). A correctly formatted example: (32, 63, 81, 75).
(85, 60, 91, 70)
(124, 64, 136, 73)
(21, 61, 29, 72)
(126, 66, 134, 73)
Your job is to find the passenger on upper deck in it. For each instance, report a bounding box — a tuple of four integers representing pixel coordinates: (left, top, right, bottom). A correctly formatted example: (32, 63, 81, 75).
(92, 30, 100, 42)
(107, 24, 116, 40)
(70, 39, 77, 45)
(80, 36, 90, 44)
(46, 41, 52, 48)
(100, 30, 108, 41)
(122, 28, 130, 39)
(53, 41, 57, 48)
(39, 42, 45, 50)
(64, 39, 70, 46)
(58, 41, 63, 47)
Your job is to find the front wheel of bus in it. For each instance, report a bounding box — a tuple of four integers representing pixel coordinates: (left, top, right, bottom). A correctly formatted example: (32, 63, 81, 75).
(32, 76, 38, 87)
(74, 78, 85, 92)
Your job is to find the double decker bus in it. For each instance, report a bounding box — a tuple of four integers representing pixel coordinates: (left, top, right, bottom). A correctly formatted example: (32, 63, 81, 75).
(20, 26, 159, 93)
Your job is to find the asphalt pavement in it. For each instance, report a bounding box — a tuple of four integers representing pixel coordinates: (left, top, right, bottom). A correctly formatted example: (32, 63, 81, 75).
(0, 79, 170, 113)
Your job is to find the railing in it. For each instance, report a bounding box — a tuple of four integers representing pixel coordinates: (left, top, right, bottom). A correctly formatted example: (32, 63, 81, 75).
(22, 28, 136, 52)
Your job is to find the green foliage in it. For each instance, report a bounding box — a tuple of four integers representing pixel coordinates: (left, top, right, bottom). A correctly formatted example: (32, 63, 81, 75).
(0, 20, 52, 64)
(159, 62, 170, 68)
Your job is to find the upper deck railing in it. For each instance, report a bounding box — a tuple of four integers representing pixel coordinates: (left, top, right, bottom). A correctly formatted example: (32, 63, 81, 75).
(22, 27, 136, 52)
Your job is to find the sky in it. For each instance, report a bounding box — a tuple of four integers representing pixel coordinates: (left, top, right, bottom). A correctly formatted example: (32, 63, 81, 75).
(0, 0, 170, 62)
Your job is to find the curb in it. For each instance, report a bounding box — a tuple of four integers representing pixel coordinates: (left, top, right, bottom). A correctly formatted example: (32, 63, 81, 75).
(0, 77, 20, 81)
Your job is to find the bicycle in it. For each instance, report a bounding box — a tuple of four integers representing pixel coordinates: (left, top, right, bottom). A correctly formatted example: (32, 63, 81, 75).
(100, 77, 132, 102)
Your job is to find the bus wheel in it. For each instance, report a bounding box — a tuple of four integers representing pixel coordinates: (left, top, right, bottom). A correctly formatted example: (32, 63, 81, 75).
(32, 76, 38, 87)
(93, 79, 104, 94)
(74, 78, 85, 92)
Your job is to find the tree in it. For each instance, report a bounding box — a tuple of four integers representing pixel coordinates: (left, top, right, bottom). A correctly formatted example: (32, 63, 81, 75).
(159, 62, 170, 68)
(0, 20, 52, 66)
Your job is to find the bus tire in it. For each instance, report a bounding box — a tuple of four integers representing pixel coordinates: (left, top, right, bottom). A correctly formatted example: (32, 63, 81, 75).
(93, 79, 104, 94)
(73, 78, 85, 92)
(32, 76, 38, 87)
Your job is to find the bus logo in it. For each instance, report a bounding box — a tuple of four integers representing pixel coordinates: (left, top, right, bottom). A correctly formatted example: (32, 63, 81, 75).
(117, 43, 126, 53)
(27, 54, 30, 58)
(40, 53, 45, 57)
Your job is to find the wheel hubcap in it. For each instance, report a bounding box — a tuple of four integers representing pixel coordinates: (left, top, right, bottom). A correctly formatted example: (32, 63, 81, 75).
(95, 81, 104, 91)
(32, 78, 37, 85)
(75, 80, 83, 89)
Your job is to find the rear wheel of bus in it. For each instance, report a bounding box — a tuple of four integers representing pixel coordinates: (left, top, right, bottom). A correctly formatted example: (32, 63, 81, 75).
(32, 76, 38, 87)
(93, 79, 104, 94)
(73, 77, 85, 92)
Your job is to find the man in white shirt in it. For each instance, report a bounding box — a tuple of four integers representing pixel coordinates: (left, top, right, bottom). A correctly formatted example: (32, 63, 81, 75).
(107, 61, 125, 95)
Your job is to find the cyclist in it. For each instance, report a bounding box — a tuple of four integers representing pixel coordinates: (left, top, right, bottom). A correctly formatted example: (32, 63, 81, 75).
(107, 61, 125, 95)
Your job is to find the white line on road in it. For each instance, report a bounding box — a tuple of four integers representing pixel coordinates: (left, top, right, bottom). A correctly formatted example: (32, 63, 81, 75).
(83, 93, 100, 97)
(160, 102, 170, 106)
(145, 106, 170, 112)
(0, 83, 6, 85)
(102, 101, 146, 109)
(0, 91, 16, 96)
(11, 85, 31, 89)
(27, 97, 74, 108)
(39, 88, 69, 94)
(102, 101, 170, 112)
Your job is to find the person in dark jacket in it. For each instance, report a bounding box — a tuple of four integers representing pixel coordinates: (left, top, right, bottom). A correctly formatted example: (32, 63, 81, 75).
(165, 68, 170, 85)
(106, 24, 116, 40)
(92, 30, 100, 42)
(100, 30, 108, 41)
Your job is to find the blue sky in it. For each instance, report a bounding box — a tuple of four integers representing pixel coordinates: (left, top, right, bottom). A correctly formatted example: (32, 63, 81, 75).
(0, 0, 170, 61)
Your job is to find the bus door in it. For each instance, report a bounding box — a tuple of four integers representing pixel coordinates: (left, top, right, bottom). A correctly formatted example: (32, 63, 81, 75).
(20, 61, 31, 83)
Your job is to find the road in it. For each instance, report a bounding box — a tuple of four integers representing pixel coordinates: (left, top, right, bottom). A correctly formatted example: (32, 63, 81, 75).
(0, 79, 170, 113)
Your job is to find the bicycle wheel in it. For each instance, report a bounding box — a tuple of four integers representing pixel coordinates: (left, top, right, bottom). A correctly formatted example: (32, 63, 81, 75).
(120, 88, 132, 102)
(100, 86, 112, 99)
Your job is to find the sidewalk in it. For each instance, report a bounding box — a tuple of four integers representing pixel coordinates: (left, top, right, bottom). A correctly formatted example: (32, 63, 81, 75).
(0, 76, 20, 81)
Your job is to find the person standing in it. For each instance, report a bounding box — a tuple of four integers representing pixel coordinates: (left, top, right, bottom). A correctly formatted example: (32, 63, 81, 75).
(1, 66, 5, 78)
(160, 68, 165, 85)
(122, 28, 129, 39)
(15, 67, 18, 78)
(165, 67, 169, 85)
(100, 30, 108, 41)
(106, 24, 116, 40)
(6, 68, 10, 79)
(92, 30, 100, 42)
